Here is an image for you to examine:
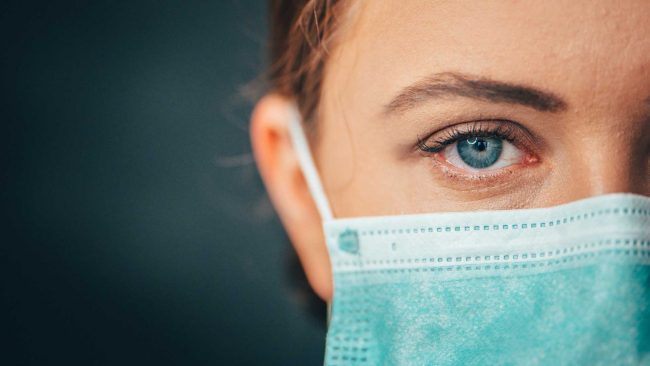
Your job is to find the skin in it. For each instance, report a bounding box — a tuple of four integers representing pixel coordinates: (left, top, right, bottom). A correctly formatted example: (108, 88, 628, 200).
(251, 0, 650, 301)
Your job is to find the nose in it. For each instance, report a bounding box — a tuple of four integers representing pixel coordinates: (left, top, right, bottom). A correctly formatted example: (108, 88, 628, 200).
(586, 155, 644, 195)
(558, 134, 648, 201)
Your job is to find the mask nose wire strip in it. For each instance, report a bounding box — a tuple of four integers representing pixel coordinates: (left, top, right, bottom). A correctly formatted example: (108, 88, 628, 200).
(287, 105, 334, 222)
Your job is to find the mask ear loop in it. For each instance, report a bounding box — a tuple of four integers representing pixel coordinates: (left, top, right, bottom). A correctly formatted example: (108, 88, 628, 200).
(287, 104, 335, 326)
(287, 104, 334, 222)
(326, 302, 332, 326)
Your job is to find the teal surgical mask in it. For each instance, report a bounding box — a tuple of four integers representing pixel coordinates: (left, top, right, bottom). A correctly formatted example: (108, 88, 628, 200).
(287, 107, 650, 366)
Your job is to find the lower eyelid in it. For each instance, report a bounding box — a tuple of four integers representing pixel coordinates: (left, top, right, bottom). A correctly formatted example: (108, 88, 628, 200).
(429, 154, 518, 184)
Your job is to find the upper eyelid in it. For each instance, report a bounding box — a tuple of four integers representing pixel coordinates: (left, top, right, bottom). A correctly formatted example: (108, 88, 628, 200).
(414, 118, 545, 153)
(416, 122, 520, 152)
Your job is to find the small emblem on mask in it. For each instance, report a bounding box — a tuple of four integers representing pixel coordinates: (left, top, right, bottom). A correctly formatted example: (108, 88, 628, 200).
(338, 229, 359, 254)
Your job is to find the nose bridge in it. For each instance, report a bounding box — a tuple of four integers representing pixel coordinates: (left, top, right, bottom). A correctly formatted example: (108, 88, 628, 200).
(567, 125, 644, 196)
(586, 148, 633, 195)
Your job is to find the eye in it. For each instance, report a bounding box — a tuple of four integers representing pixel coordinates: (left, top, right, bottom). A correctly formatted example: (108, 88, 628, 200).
(442, 136, 523, 171)
(416, 121, 537, 175)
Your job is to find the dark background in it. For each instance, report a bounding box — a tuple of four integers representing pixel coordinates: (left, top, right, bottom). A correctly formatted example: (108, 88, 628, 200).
(2, 1, 326, 364)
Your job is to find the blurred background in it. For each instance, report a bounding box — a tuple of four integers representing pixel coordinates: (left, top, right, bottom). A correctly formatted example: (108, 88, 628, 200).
(2, 1, 326, 364)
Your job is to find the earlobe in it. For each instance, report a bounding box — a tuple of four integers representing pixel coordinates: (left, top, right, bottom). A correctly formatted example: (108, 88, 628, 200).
(250, 94, 333, 301)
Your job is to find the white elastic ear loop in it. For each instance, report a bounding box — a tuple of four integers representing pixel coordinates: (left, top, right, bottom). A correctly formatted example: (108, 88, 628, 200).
(326, 302, 332, 326)
(287, 105, 334, 221)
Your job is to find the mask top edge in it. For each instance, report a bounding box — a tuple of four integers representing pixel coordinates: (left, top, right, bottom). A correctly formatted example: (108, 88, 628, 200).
(324, 193, 650, 225)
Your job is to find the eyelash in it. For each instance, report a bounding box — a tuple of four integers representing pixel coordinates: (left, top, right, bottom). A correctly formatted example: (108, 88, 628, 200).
(416, 122, 519, 153)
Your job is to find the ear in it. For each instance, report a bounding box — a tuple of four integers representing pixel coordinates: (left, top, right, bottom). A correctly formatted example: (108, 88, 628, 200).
(250, 94, 332, 301)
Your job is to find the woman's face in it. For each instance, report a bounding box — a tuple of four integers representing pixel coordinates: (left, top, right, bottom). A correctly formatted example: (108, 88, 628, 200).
(316, 0, 650, 217)
(252, 0, 650, 300)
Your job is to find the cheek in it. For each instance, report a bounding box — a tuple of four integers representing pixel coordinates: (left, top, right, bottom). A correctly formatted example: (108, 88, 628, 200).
(314, 122, 357, 204)
(324, 150, 549, 216)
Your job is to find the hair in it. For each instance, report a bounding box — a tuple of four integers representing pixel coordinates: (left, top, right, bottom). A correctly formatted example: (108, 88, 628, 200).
(267, 0, 347, 129)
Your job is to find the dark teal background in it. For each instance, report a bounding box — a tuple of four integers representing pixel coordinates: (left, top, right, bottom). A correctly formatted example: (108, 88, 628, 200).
(2, 1, 325, 364)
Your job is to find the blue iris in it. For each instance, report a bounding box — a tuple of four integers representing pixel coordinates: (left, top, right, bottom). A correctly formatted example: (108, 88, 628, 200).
(456, 137, 503, 168)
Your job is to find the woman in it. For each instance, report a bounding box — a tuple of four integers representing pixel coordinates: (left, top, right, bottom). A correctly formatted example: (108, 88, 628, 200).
(251, 1, 650, 364)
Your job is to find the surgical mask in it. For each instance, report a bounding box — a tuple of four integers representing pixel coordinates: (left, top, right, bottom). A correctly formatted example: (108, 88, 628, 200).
(287, 107, 650, 365)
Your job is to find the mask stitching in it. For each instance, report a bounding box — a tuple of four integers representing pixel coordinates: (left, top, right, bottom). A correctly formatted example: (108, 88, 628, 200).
(342, 206, 649, 237)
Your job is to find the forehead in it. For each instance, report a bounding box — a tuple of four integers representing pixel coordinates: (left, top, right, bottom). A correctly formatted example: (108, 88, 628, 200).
(322, 0, 650, 115)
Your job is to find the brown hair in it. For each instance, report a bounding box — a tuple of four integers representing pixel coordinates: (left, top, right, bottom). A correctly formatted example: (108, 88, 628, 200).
(267, 0, 349, 323)
(267, 0, 347, 129)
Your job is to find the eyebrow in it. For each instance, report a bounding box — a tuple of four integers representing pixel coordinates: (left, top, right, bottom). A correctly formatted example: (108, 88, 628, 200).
(384, 72, 568, 115)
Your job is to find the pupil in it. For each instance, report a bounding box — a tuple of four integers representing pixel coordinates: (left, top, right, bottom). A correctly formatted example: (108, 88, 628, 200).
(457, 137, 503, 169)
(475, 140, 487, 152)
